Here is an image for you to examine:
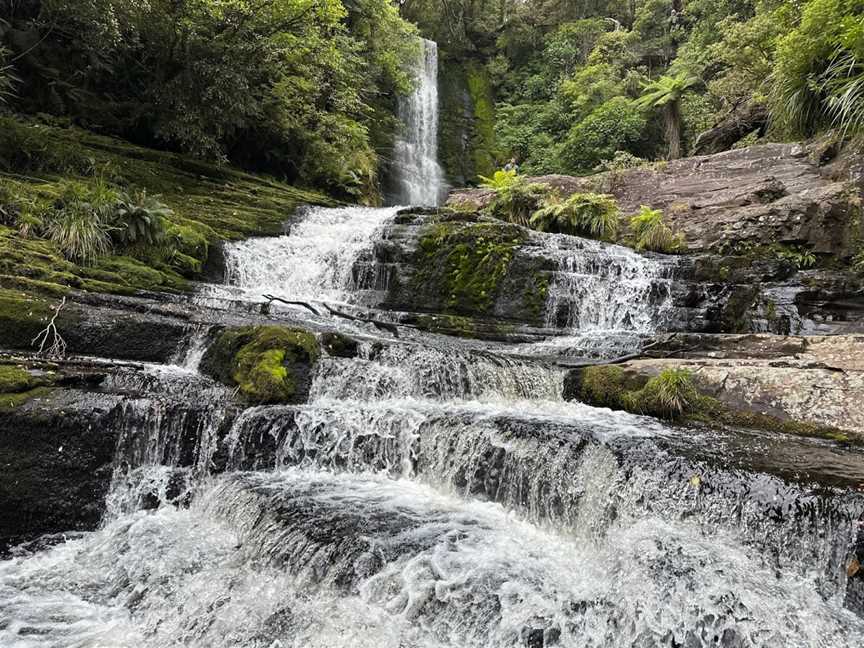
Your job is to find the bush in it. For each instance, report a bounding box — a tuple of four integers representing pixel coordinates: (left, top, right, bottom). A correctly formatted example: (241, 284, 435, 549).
(595, 151, 645, 173)
(485, 178, 550, 227)
(629, 206, 684, 253)
(558, 97, 647, 174)
(530, 192, 619, 240)
(42, 179, 119, 264)
(44, 203, 112, 265)
(479, 169, 519, 190)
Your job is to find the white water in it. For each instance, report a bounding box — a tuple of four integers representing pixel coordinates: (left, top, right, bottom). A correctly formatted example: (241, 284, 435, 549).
(2, 471, 861, 648)
(216, 206, 400, 304)
(3, 112, 864, 647)
(391, 39, 447, 206)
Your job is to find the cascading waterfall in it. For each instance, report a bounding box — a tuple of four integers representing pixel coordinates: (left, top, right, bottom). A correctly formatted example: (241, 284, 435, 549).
(391, 39, 447, 206)
(211, 205, 401, 305)
(3, 163, 864, 645)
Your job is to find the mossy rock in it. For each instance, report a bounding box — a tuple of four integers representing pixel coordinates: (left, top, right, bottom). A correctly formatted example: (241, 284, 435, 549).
(0, 364, 53, 412)
(412, 219, 528, 316)
(0, 289, 58, 349)
(201, 325, 320, 404)
(568, 364, 859, 444)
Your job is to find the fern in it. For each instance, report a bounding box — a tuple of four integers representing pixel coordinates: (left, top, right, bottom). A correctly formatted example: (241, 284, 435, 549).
(110, 190, 172, 250)
(479, 169, 519, 190)
(530, 192, 619, 240)
(629, 206, 684, 253)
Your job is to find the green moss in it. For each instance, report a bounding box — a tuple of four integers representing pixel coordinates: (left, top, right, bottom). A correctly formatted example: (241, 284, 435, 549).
(0, 364, 53, 412)
(200, 325, 319, 404)
(580, 365, 630, 409)
(0, 365, 35, 393)
(0, 387, 51, 412)
(465, 62, 498, 179)
(413, 220, 528, 316)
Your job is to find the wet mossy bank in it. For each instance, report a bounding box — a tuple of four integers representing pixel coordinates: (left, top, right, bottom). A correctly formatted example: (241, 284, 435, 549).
(0, 117, 334, 298)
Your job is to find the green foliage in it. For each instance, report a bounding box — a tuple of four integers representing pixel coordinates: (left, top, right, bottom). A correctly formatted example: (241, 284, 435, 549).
(595, 151, 645, 172)
(629, 205, 684, 253)
(775, 244, 818, 269)
(631, 368, 700, 419)
(485, 178, 551, 226)
(558, 97, 647, 173)
(635, 72, 701, 159)
(110, 191, 171, 251)
(530, 192, 620, 240)
(4, 0, 420, 199)
(479, 169, 519, 190)
(772, 0, 864, 136)
(42, 180, 119, 265)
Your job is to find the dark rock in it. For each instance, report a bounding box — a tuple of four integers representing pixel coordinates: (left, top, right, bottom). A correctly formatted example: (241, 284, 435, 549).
(320, 332, 359, 358)
(0, 390, 122, 555)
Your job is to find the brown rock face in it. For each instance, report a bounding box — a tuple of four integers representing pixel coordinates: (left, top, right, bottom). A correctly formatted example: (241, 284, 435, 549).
(448, 141, 864, 259)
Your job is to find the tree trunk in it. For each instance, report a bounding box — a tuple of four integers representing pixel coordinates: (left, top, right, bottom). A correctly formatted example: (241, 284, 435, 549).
(665, 102, 682, 160)
(692, 103, 770, 156)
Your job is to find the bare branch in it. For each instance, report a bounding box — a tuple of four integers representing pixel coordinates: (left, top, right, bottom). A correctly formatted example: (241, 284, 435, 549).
(31, 297, 67, 360)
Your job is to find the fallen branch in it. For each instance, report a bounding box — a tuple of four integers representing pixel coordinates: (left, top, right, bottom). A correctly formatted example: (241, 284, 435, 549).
(32, 297, 68, 360)
(261, 294, 321, 316)
(555, 335, 675, 369)
(319, 303, 400, 337)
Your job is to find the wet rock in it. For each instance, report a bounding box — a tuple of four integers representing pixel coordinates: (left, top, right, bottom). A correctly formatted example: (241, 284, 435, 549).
(0, 389, 123, 554)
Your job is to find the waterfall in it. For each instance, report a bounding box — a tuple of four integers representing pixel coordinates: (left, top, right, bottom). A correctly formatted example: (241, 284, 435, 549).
(3, 195, 864, 646)
(391, 39, 446, 206)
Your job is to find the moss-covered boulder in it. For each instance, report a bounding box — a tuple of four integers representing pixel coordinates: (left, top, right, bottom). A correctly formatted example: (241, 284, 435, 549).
(201, 325, 320, 404)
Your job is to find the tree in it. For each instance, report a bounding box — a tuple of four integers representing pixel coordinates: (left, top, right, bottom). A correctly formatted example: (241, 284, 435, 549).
(635, 71, 700, 159)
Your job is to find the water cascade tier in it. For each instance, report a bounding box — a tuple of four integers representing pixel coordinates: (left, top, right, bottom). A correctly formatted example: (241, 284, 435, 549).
(2, 205, 863, 647)
(391, 39, 447, 206)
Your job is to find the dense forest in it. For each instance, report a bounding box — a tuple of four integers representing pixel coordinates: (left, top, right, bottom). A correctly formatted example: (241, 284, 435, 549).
(1, 0, 863, 193)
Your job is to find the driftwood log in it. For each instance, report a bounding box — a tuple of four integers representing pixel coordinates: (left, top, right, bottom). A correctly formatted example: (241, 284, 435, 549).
(692, 103, 770, 156)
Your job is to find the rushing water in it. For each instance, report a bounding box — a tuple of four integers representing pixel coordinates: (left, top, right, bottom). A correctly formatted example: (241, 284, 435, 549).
(391, 38, 447, 206)
(3, 116, 864, 647)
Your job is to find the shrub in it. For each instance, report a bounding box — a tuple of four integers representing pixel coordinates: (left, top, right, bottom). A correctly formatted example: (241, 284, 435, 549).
(0, 47, 20, 105)
(629, 205, 684, 253)
(44, 203, 112, 265)
(775, 245, 817, 269)
(594, 151, 645, 173)
(530, 192, 619, 240)
(110, 190, 171, 251)
(558, 97, 647, 174)
(485, 177, 550, 227)
(42, 180, 119, 264)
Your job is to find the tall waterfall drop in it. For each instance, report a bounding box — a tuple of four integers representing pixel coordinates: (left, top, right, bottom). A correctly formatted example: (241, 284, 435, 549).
(392, 39, 446, 206)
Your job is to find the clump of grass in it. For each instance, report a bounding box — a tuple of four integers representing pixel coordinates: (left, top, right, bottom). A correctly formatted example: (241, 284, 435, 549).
(629, 368, 699, 419)
(530, 192, 619, 240)
(629, 205, 684, 253)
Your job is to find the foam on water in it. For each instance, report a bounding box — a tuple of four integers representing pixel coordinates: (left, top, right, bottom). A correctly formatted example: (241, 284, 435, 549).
(1, 470, 861, 648)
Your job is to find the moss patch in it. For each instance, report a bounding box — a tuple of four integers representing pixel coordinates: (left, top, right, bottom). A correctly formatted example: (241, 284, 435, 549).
(465, 61, 498, 179)
(0, 364, 53, 412)
(200, 325, 320, 404)
(413, 219, 528, 316)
